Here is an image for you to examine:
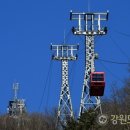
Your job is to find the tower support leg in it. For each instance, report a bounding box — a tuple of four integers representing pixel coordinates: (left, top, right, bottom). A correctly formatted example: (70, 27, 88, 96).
(79, 36, 102, 117)
(58, 60, 73, 125)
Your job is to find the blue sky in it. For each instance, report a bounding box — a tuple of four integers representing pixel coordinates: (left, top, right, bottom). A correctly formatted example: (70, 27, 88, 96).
(0, 0, 130, 114)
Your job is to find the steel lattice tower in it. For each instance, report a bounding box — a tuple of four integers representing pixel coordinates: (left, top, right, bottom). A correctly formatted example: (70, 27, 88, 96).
(70, 11, 109, 116)
(7, 83, 26, 117)
(51, 44, 78, 126)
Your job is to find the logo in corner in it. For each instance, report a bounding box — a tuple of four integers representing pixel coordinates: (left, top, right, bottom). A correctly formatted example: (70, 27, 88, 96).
(96, 114, 109, 126)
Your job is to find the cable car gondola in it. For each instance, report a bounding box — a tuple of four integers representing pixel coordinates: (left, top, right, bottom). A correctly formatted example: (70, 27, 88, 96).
(90, 72, 105, 96)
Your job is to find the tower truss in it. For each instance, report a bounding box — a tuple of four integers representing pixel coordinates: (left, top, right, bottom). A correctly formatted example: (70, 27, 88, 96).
(51, 44, 78, 126)
(70, 11, 109, 116)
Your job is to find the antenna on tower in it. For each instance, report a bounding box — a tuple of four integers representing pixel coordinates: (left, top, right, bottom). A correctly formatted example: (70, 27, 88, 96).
(87, 0, 90, 12)
(13, 82, 19, 100)
(64, 30, 66, 44)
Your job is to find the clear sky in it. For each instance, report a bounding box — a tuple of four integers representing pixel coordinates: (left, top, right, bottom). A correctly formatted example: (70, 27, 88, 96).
(0, 0, 130, 114)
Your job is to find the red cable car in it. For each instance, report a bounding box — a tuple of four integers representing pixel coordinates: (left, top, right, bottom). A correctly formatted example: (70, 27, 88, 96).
(90, 72, 105, 96)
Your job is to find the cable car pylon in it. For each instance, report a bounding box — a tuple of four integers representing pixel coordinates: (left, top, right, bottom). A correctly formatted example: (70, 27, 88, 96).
(51, 44, 79, 127)
(70, 10, 109, 117)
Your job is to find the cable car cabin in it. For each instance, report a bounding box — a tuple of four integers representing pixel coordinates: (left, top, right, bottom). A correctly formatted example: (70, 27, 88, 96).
(90, 72, 105, 96)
